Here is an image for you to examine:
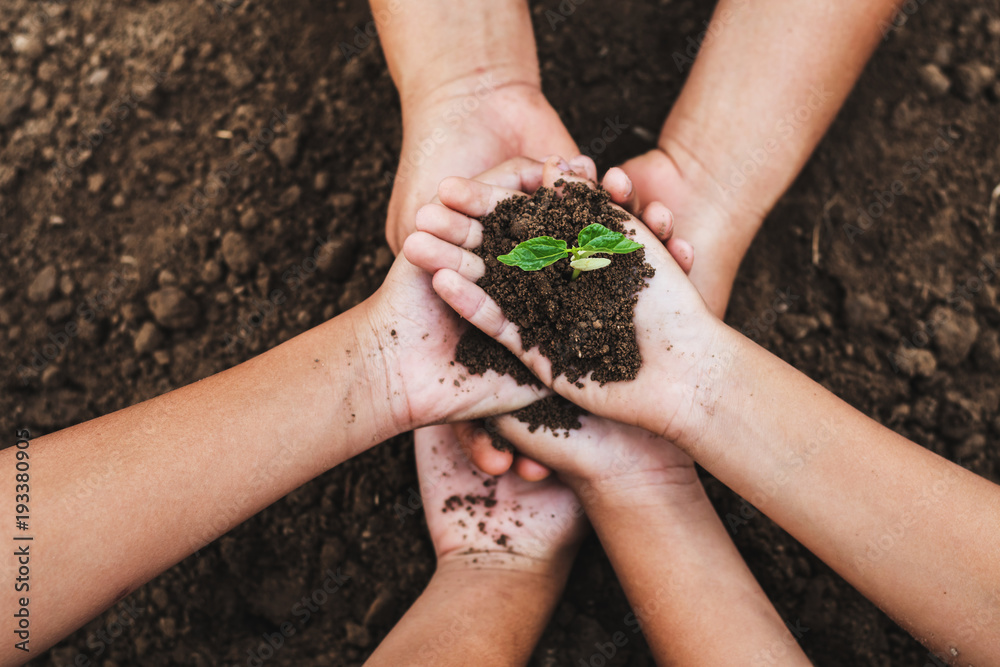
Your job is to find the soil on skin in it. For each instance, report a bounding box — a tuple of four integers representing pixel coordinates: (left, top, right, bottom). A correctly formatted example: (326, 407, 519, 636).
(3, 0, 999, 665)
(457, 182, 654, 385)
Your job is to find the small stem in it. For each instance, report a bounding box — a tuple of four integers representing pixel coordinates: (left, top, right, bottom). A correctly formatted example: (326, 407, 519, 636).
(570, 268, 582, 281)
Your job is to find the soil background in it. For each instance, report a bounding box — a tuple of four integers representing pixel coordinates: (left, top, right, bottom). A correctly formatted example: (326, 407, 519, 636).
(1, 0, 998, 665)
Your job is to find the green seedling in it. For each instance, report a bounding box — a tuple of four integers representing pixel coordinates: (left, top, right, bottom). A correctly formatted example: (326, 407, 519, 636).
(498, 223, 643, 280)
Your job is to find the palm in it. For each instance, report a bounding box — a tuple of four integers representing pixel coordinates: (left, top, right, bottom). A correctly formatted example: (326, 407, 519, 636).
(371, 257, 546, 425)
(386, 86, 578, 253)
(416, 426, 587, 563)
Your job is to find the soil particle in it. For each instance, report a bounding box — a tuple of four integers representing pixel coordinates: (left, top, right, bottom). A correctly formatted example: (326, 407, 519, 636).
(133, 321, 163, 355)
(844, 292, 889, 330)
(918, 63, 952, 96)
(893, 345, 938, 378)
(928, 306, 979, 366)
(147, 287, 199, 330)
(27, 265, 58, 303)
(221, 230, 258, 276)
(953, 60, 996, 100)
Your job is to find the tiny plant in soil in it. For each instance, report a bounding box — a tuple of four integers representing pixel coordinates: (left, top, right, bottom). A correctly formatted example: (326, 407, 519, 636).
(497, 223, 643, 280)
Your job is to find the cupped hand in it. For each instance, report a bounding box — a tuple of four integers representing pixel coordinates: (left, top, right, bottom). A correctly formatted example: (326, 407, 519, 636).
(386, 83, 578, 254)
(619, 145, 764, 318)
(403, 157, 727, 446)
(415, 425, 587, 572)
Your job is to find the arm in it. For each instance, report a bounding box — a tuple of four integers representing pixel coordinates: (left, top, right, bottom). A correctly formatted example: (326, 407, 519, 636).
(367, 424, 584, 666)
(491, 415, 811, 665)
(370, 0, 576, 253)
(623, 0, 903, 313)
(0, 254, 547, 662)
(409, 165, 1000, 664)
(367, 562, 567, 666)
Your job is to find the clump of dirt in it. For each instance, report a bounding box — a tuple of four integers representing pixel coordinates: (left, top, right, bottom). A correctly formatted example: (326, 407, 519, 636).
(457, 181, 655, 385)
(510, 395, 586, 434)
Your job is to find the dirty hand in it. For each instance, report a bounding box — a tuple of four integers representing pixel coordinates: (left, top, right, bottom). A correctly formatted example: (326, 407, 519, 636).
(415, 425, 587, 574)
(385, 83, 578, 254)
(402, 156, 727, 448)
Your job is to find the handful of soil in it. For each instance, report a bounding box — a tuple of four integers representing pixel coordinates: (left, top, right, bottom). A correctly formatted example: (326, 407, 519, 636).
(456, 181, 654, 386)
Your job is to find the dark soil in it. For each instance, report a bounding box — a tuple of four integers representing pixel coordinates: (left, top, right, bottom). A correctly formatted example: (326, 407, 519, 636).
(509, 395, 586, 434)
(458, 182, 653, 385)
(2, 0, 998, 665)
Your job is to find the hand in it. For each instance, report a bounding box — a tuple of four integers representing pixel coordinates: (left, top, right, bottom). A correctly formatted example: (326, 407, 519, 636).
(488, 412, 700, 508)
(416, 425, 586, 573)
(403, 157, 725, 448)
(619, 143, 765, 317)
(386, 82, 578, 254)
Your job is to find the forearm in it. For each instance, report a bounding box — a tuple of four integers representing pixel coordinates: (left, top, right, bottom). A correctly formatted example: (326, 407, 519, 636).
(664, 0, 901, 223)
(583, 481, 809, 665)
(366, 557, 568, 666)
(2, 305, 400, 658)
(678, 329, 1000, 661)
(371, 0, 540, 104)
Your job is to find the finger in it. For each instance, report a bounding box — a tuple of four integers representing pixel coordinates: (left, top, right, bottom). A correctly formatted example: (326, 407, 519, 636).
(667, 237, 695, 275)
(601, 167, 639, 214)
(403, 232, 486, 282)
(438, 177, 530, 219)
(473, 156, 546, 194)
(414, 203, 484, 249)
(568, 155, 598, 182)
(431, 269, 524, 355)
(542, 155, 595, 192)
(641, 201, 675, 242)
(452, 422, 514, 476)
(431, 269, 555, 386)
(513, 456, 552, 482)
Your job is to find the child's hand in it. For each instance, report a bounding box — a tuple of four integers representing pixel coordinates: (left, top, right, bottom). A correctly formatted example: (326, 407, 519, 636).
(403, 156, 730, 448)
(486, 412, 700, 508)
(415, 425, 587, 573)
(357, 158, 558, 435)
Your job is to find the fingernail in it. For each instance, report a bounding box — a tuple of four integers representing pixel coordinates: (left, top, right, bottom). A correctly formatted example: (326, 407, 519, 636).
(556, 158, 572, 172)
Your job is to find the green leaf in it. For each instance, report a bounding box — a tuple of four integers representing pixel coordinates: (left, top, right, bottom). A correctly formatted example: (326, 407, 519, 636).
(576, 223, 644, 254)
(497, 236, 568, 271)
(569, 257, 611, 271)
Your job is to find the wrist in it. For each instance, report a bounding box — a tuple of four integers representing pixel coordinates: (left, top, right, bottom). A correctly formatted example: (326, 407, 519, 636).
(656, 123, 768, 234)
(336, 301, 410, 444)
(434, 550, 571, 599)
